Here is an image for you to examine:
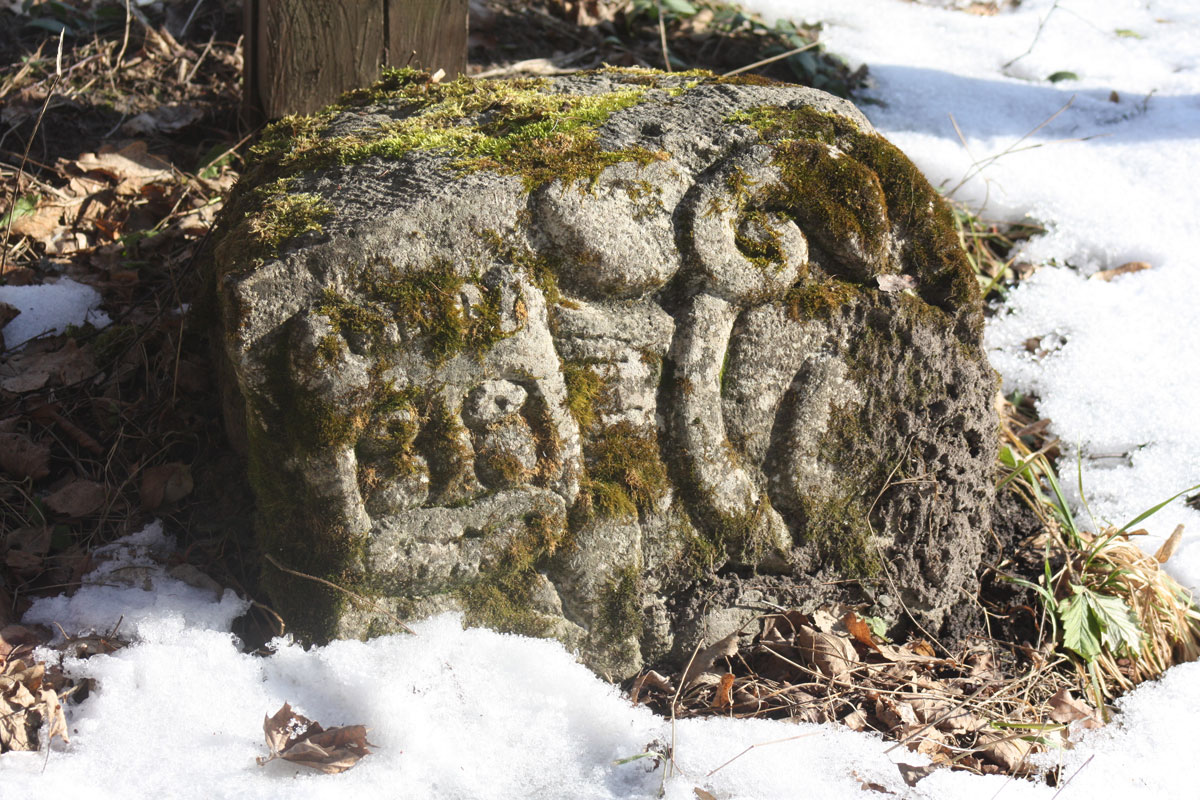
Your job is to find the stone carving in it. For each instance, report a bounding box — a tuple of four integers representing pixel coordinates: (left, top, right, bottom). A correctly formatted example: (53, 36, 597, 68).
(211, 68, 996, 678)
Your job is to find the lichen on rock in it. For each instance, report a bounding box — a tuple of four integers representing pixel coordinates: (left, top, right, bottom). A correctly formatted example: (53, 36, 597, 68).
(210, 67, 996, 678)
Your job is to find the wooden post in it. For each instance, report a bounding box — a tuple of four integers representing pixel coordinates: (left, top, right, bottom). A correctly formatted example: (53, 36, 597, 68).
(244, 0, 468, 122)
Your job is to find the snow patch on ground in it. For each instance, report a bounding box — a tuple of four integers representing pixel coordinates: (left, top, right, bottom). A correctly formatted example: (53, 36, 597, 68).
(0, 277, 110, 349)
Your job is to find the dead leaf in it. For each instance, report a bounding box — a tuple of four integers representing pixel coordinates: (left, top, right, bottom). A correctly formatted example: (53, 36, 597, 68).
(1155, 524, 1184, 563)
(1091, 261, 1152, 281)
(0, 301, 18, 328)
(0, 433, 51, 480)
(0, 625, 44, 661)
(842, 709, 870, 732)
(844, 611, 881, 653)
(682, 631, 740, 687)
(1047, 688, 1102, 729)
(257, 702, 374, 774)
(694, 789, 718, 800)
(631, 670, 673, 705)
(44, 479, 106, 518)
(712, 673, 734, 710)
(0, 339, 97, 393)
(876, 274, 918, 293)
(37, 688, 69, 745)
(794, 624, 858, 681)
(140, 462, 194, 509)
(977, 731, 1033, 774)
(76, 142, 173, 195)
(875, 696, 920, 731)
(896, 762, 938, 786)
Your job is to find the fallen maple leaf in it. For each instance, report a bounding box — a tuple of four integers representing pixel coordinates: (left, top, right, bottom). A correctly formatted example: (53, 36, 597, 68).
(76, 141, 174, 195)
(257, 702, 374, 774)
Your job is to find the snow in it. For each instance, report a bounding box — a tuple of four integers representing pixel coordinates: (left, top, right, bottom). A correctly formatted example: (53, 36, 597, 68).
(0, 277, 110, 349)
(4, 1, 1200, 797)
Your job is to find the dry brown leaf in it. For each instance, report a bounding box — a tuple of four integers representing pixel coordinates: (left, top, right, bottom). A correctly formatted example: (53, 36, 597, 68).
(977, 731, 1033, 774)
(712, 673, 734, 710)
(842, 708, 870, 732)
(37, 688, 69, 745)
(76, 142, 173, 195)
(8, 202, 64, 242)
(1092, 261, 1152, 281)
(44, 479, 106, 518)
(0, 625, 45, 661)
(1047, 688, 1102, 729)
(1155, 524, 1184, 563)
(0, 301, 19, 329)
(843, 611, 881, 653)
(140, 462, 194, 509)
(682, 631, 740, 687)
(875, 696, 920, 732)
(795, 624, 858, 681)
(693, 789, 718, 800)
(896, 762, 938, 786)
(631, 669, 673, 704)
(257, 702, 374, 774)
(0, 339, 97, 393)
(0, 433, 51, 480)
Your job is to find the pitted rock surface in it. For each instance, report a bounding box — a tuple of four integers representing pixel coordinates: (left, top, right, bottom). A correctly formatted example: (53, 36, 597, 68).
(212, 68, 997, 678)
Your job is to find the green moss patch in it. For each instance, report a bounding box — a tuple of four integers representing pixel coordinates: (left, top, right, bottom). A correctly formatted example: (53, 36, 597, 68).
(458, 509, 568, 637)
(582, 421, 670, 520)
(316, 261, 516, 365)
(596, 563, 644, 644)
(252, 68, 666, 193)
(728, 105, 981, 334)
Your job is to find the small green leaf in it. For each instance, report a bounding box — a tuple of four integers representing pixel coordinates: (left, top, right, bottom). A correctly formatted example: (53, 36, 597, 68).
(863, 615, 890, 641)
(0, 193, 39, 229)
(661, 0, 697, 17)
(1088, 592, 1143, 655)
(1114, 29, 1143, 39)
(1047, 71, 1080, 83)
(1059, 589, 1102, 661)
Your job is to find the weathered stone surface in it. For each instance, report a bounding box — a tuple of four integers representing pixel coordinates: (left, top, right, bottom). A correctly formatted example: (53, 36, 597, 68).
(211, 67, 996, 679)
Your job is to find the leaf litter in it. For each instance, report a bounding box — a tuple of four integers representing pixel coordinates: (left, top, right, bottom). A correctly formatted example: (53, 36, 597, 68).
(628, 601, 1101, 784)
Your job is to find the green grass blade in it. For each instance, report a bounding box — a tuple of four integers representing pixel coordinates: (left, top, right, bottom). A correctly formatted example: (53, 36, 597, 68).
(1115, 482, 1200, 535)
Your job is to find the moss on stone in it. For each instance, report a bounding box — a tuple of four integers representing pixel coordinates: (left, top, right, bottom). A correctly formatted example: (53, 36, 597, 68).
(251, 68, 667, 194)
(480, 230, 563, 306)
(563, 361, 609, 432)
(582, 421, 670, 520)
(785, 279, 860, 320)
(368, 262, 511, 363)
(213, 178, 334, 279)
(728, 105, 981, 337)
(596, 563, 644, 643)
(414, 396, 476, 505)
(734, 209, 787, 271)
(316, 260, 517, 365)
(458, 509, 567, 637)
